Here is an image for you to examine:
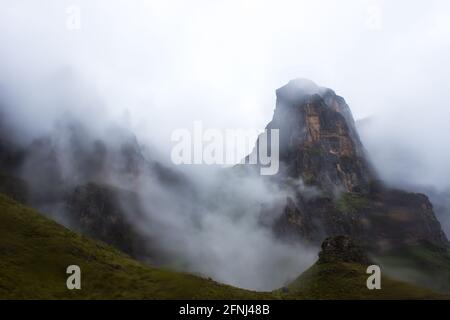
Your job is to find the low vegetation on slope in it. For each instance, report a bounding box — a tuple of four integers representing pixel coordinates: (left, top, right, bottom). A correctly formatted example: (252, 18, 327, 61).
(376, 242, 450, 294)
(0, 193, 270, 299)
(285, 261, 446, 300)
(283, 235, 447, 300)
(0, 192, 446, 300)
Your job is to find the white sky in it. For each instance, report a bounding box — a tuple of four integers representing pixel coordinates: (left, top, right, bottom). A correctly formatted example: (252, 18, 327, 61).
(1, 0, 450, 188)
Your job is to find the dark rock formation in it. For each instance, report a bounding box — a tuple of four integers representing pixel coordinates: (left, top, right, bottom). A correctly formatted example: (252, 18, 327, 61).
(255, 79, 449, 251)
(318, 235, 371, 265)
(0, 172, 28, 203)
(19, 119, 149, 197)
(65, 183, 154, 259)
(408, 185, 450, 242)
(254, 79, 375, 195)
(274, 189, 449, 251)
(0, 115, 193, 261)
(0, 116, 25, 176)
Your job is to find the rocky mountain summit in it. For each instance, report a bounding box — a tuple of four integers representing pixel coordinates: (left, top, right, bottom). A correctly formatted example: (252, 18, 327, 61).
(267, 79, 375, 195)
(255, 79, 449, 251)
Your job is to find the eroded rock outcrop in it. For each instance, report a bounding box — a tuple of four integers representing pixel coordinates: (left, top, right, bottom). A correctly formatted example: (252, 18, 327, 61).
(318, 235, 371, 265)
(253, 79, 449, 251)
(265, 79, 375, 195)
(65, 183, 151, 258)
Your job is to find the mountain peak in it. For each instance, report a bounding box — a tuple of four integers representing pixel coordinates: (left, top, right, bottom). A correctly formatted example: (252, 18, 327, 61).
(276, 78, 322, 99)
(266, 80, 449, 251)
(268, 79, 375, 195)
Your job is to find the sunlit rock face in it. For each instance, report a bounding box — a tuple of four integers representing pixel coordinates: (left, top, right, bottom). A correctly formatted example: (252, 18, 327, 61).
(266, 79, 375, 196)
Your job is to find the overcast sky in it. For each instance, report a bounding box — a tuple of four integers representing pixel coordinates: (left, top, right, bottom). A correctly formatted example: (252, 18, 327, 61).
(1, 0, 450, 189)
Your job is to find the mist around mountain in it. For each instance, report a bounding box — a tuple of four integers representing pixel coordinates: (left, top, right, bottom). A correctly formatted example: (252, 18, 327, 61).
(1, 192, 445, 299)
(0, 98, 317, 291)
(1, 78, 450, 297)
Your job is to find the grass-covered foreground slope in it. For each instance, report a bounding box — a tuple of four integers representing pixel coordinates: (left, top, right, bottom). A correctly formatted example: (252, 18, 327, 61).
(0, 193, 271, 299)
(375, 242, 450, 294)
(0, 192, 446, 300)
(285, 261, 447, 300)
(282, 235, 449, 300)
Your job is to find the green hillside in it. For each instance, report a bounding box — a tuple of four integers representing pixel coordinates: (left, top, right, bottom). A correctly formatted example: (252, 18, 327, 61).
(284, 260, 447, 300)
(0, 192, 446, 300)
(376, 242, 450, 294)
(0, 193, 271, 299)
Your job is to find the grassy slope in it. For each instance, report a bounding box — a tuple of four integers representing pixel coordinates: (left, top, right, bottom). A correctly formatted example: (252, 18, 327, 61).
(0, 193, 271, 299)
(0, 192, 446, 300)
(285, 261, 448, 300)
(375, 243, 450, 294)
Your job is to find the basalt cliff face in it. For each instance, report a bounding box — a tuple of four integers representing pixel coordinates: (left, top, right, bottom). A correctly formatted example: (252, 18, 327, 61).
(255, 79, 449, 251)
(267, 79, 375, 195)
